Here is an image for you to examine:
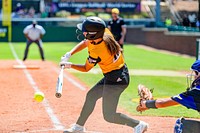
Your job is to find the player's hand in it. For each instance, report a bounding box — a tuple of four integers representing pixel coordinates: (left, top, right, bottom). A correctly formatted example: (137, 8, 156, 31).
(119, 38, 124, 45)
(61, 52, 71, 62)
(136, 84, 154, 113)
(27, 37, 33, 41)
(60, 61, 72, 69)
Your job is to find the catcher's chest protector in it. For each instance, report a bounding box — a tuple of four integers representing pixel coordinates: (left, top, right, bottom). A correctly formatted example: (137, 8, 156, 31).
(174, 117, 200, 133)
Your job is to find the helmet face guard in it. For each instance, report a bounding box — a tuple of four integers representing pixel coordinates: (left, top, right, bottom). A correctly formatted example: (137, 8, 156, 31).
(76, 29, 85, 41)
(187, 70, 200, 89)
(187, 71, 196, 89)
(187, 60, 200, 89)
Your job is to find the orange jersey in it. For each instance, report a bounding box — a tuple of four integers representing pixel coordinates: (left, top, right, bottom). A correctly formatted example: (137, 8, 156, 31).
(86, 29, 124, 74)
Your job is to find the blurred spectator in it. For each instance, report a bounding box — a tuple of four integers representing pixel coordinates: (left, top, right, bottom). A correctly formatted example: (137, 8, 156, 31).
(45, 2, 58, 17)
(13, 3, 26, 18)
(182, 14, 190, 27)
(28, 7, 36, 18)
(188, 13, 197, 27)
(15, 3, 24, 12)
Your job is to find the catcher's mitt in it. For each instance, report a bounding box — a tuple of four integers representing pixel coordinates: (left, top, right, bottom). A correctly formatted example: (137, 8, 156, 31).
(136, 84, 154, 112)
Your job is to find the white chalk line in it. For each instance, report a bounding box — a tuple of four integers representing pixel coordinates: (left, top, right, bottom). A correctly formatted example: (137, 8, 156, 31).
(54, 68, 86, 91)
(8, 43, 65, 130)
(14, 128, 63, 133)
(15, 128, 103, 133)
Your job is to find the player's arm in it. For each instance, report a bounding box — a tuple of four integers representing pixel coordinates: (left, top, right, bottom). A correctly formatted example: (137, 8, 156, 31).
(60, 54, 100, 72)
(121, 26, 127, 41)
(69, 40, 88, 56)
(71, 60, 93, 72)
(60, 59, 94, 72)
(119, 20, 127, 44)
(61, 40, 88, 62)
(23, 27, 32, 41)
(24, 33, 32, 41)
(40, 34, 43, 39)
(39, 27, 45, 40)
(107, 21, 111, 31)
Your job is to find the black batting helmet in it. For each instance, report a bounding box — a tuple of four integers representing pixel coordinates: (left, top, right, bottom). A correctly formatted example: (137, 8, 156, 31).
(77, 16, 106, 40)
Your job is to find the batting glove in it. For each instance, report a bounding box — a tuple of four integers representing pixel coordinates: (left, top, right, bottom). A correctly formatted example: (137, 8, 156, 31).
(60, 61, 72, 69)
(61, 52, 71, 62)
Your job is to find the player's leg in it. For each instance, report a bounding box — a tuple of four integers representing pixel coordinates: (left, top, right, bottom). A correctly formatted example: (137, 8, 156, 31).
(102, 85, 140, 127)
(76, 78, 104, 126)
(64, 78, 104, 132)
(174, 117, 200, 133)
(102, 65, 148, 132)
(35, 40, 45, 61)
(23, 40, 32, 61)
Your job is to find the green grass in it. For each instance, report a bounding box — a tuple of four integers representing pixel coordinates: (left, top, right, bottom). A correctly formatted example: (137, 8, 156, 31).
(124, 45, 195, 70)
(0, 42, 195, 70)
(1, 42, 198, 118)
(0, 42, 14, 59)
(74, 73, 200, 118)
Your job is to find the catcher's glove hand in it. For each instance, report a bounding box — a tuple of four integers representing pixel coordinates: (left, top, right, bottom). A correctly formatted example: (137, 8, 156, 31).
(136, 84, 154, 112)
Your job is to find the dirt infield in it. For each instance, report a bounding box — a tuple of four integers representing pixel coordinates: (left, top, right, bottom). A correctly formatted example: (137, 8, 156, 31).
(0, 60, 185, 133)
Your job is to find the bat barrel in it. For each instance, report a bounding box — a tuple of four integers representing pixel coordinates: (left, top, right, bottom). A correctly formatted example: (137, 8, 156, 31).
(55, 66, 64, 98)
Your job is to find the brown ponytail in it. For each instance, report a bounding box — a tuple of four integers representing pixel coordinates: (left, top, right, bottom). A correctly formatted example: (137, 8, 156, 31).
(103, 33, 121, 55)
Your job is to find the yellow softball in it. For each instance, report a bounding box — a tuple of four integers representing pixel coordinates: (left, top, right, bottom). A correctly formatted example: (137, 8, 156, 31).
(34, 92, 45, 102)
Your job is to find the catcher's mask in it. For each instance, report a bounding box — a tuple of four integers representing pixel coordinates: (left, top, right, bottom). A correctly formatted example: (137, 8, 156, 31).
(187, 60, 200, 89)
(76, 16, 106, 41)
(186, 71, 198, 89)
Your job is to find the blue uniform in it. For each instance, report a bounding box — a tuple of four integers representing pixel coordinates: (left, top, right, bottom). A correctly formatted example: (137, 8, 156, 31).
(172, 78, 200, 112)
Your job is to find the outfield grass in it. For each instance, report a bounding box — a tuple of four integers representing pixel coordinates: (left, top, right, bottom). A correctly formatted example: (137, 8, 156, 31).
(1, 42, 195, 70)
(1, 42, 199, 118)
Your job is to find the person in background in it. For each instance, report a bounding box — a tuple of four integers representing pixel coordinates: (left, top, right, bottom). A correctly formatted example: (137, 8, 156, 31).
(188, 13, 197, 27)
(23, 20, 46, 61)
(182, 14, 190, 27)
(108, 8, 126, 50)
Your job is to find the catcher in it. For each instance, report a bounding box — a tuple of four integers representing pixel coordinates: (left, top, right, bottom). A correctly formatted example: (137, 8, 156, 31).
(136, 60, 200, 132)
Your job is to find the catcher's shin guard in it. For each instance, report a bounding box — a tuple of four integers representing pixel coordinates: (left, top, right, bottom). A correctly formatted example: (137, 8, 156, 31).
(174, 117, 200, 133)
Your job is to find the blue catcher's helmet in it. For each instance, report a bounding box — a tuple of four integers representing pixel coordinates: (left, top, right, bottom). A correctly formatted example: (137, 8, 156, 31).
(187, 60, 200, 88)
(191, 60, 200, 73)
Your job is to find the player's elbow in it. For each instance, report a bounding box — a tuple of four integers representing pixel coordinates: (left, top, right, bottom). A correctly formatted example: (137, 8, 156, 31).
(83, 64, 92, 72)
(78, 66, 91, 72)
(84, 67, 91, 72)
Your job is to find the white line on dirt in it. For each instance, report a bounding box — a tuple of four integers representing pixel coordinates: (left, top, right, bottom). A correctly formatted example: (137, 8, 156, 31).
(8, 43, 65, 130)
(17, 128, 103, 133)
(54, 68, 86, 91)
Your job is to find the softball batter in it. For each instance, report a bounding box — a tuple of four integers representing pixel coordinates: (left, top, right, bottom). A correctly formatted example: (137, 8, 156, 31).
(60, 16, 148, 133)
